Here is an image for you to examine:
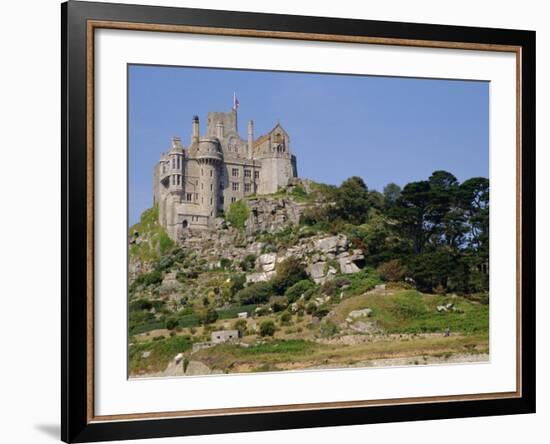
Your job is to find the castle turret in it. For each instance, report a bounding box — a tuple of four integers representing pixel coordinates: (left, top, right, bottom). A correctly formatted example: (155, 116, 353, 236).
(196, 137, 223, 221)
(247, 120, 254, 157)
(191, 115, 200, 144)
(167, 136, 184, 195)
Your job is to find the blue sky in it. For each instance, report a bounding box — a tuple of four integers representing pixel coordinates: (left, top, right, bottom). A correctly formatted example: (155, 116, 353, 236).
(128, 65, 489, 225)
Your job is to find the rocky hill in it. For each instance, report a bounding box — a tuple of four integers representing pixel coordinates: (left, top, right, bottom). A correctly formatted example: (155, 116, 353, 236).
(127, 178, 489, 377)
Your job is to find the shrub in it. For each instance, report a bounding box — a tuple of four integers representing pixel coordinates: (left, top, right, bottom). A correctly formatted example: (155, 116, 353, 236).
(305, 302, 317, 315)
(320, 320, 340, 337)
(233, 319, 248, 336)
(270, 296, 288, 312)
(129, 299, 153, 312)
(226, 200, 250, 230)
(284, 279, 314, 303)
(134, 270, 163, 287)
(220, 258, 232, 269)
(377, 259, 406, 282)
(271, 257, 308, 294)
(236, 281, 274, 305)
(199, 308, 219, 325)
(314, 307, 330, 318)
(239, 254, 257, 272)
(158, 232, 175, 255)
(165, 317, 179, 330)
(280, 312, 292, 326)
(259, 320, 276, 337)
(222, 274, 246, 302)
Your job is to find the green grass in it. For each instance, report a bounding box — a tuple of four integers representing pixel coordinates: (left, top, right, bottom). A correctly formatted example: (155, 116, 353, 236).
(226, 200, 250, 230)
(129, 320, 166, 335)
(216, 304, 257, 320)
(334, 289, 489, 335)
(129, 206, 174, 262)
(238, 339, 317, 355)
(129, 335, 192, 375)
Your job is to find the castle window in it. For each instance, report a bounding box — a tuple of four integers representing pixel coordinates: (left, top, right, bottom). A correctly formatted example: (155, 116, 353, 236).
(219, 167, 224, 176)
(177, 175, 181, 185)
(220, 196, 224, 204)
(172, 157, 176, 169)
(201, 168, 203, 176)
(210, 183, 213, 191)
(232, 182, 239, 191)
(244, 169, 251, 178)
(244, 183, 251, 193)
(182, 220, 188, 229)
(231, 197, 236, 203)
(186, 193, 192, 201)
(210, 198, 212, 205)
(210, 170, 213, 177)
(254, 171, 260, 179)
(194, 193, 199, 200)
(201, 183, 204, 190)
(232, 168, 239, 177)
(176, 156, 180, 169)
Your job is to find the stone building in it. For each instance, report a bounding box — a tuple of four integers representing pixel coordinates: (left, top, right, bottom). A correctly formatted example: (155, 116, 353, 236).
(211, 330, 240, 344)
(153, 107, 298, 239)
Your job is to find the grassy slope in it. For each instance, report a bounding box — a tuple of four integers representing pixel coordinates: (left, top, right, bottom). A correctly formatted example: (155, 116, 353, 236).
(129, 206, 174, 262)
(129, 289, 488, 376)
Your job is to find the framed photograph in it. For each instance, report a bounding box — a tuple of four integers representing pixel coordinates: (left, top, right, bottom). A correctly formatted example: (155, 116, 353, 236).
(61, 1, 535, 442)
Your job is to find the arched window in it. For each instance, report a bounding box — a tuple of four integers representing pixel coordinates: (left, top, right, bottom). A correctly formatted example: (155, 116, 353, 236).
(182, 220, 188, 229)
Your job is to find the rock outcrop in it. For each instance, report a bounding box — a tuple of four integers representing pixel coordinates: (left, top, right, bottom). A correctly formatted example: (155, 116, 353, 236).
(245, 197, 307, 235)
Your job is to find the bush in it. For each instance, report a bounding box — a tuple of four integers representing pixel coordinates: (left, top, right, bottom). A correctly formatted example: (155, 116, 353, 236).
(320, 320, 340, 337)
(134, 270, 163, 287)
(236, 281, 274, 305)
(240, 254, 257, 272)
(271, 257, 308, 295)
(233, 319, 248, 336)
(284, 279, 314, 303)
(165, 317, 179, 330)
(377, 259, 406, 282)
(199, 308, 219, 325)
(259, 320, 276, 337)
(280, 312, 292, 326)
(219, 258, 232, 270)
(305, 302, 317, 315)
(270, 296, 288, 313)
(129, 298, 153, 312)
(314, 307, 330, 318)
(226, 200, 250, 230)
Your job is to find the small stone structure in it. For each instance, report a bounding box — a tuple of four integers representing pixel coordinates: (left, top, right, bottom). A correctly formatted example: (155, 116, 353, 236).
(211, 329, 240, 344)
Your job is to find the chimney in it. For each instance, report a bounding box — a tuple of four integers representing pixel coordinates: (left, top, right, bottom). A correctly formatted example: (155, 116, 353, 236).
(247, 120, 254, 155)
(216, 121, 224, 139)
(192, 115, 199, 144)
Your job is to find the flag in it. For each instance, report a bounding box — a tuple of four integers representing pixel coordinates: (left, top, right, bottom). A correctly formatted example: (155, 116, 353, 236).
(233, 92, 240, 110)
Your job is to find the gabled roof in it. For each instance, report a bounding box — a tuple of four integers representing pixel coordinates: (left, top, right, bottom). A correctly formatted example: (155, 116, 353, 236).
(252, 122, 288, 150)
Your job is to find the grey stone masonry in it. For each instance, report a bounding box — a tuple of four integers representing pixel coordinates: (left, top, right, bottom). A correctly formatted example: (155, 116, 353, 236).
(154, 107, 298, 240)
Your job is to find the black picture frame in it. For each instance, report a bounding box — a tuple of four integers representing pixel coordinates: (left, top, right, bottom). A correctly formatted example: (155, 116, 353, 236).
(61, 1, 536, 442)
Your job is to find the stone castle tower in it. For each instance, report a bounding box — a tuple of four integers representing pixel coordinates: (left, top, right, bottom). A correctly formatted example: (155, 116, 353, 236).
(153, 107, 298, 240)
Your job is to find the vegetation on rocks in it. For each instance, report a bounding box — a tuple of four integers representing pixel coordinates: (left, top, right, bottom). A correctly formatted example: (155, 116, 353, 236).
(226, 199, 250, 230)
(127, 170, 489, 377)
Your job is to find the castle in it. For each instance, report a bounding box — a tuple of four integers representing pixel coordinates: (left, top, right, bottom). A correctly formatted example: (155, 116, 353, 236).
(154, 107, 298, 240)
